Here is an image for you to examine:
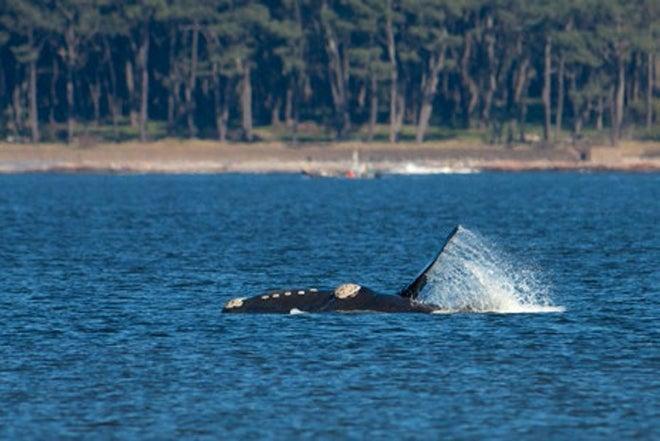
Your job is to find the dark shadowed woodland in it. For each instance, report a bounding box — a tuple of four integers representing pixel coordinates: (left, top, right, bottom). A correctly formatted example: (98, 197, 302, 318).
(1, 0, 658, 146)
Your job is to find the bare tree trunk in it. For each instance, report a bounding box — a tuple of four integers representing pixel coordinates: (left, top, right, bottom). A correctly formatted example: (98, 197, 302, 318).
(367, 74, 378, 141)
(11, 82, 23, 137)
(285, 84, 294, 127)
(185, 25, 199, 138)
(632, 52, 641, 103)
(596, 96, 604, 130)
(165, 29, 177, 134)
(49, 58, 58, 129)
(555, 54, 565, 141)
(542, 36, 551, 141)
(89, 75, 101, 126)
(213, 66, 230, 142)
(506, 120, 517, 145)
(290, 0, 305, 142)
(614, 55, 625, 144)
(102, 76, 114, 129)
(167, 74, 181, 134)
(284, 75, 301, 143)
(322, 5, 350, 138)
(416, 48, 445, 143)
(451, 76, 462, 127)
(573, 99, 592, 142)
(481, 14, 497, 127)
(0, 63, 4, 117)
(103, 38, 119, 128)
(395, 89, 405, 135)
(66, 66, 74, 143)
(28, 57, 39, 142)
(212, 65, 220, 140)
(271, 95, 282, 127)
(292, 98, 300, 144)
(410, 85, 420, 124)
(512, 56, 530, 144)
(325, 35, 350, 137)
(241, 61, 253, 141)
(138, 21, 150, 142)
(357, 81, 366, 111)
(460, 33, 479, 128)
(386, 0, 399, 142)
(647, 52, 655, 128)
(341, 40, 350, 133)
(609, 86, 616, 146)
(574, 112, 583, 139)
(1, 68, 7, 130)
(219, 97, 229, 142)
(63, 25, 78, 143)
(126, 61, 138, 127)
(573, 102, 584, 138)
(520, 98, 528, 143)
(9, 86, 17, 137)
(165, 88, 173, 131)
(482, 72, 496, 126)
(568, 72, 577, 138)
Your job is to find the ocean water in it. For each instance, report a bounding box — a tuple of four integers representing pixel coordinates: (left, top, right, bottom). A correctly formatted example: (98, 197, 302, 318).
(0, 172, 658, 439)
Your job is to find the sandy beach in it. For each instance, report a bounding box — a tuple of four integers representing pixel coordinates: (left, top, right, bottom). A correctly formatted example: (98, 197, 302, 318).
(1, 139, 659, 174)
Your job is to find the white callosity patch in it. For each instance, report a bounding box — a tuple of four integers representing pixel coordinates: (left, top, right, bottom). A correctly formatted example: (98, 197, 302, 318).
(225, 297, 245, 309)
(334, 283, 361, 299)
(418, 227, 564, 314)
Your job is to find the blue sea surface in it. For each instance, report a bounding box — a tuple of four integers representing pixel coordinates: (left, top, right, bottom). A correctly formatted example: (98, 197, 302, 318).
(0, 173, 658, 439)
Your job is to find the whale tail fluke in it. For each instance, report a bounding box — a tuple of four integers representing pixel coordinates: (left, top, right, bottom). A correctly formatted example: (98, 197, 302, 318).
(398, 225, 462, 300)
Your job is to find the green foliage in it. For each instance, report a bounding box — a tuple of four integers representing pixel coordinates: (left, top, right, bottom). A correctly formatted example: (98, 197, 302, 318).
(0, 0, 658, 143)
(1, 0, 51, 64)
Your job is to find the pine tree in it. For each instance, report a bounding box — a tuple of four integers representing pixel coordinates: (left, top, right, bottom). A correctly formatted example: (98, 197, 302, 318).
(208, 0, 271, 141)
(119, 0, 165, 141)
(400, 0, 461, 142)
(1, 0, 51, 142)
(268, 0, 308, 141)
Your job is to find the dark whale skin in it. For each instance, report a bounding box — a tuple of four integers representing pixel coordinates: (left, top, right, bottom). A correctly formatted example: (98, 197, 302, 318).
(222, 286, 436, 314)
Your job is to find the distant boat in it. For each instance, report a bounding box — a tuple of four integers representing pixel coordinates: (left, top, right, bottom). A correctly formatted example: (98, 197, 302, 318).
(301, 151, 380, 179)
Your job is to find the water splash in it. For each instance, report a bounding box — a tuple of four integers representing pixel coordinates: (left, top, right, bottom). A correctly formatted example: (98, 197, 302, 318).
(418, 227, 564, 314)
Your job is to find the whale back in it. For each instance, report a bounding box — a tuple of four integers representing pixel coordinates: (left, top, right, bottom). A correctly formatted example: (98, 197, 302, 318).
(398, 225, 461, 300)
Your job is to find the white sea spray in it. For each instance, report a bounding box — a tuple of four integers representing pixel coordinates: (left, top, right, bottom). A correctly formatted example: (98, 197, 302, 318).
(419, 227, 564, 313)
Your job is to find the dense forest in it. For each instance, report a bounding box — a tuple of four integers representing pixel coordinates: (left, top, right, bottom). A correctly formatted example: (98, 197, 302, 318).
(0, 0, 658, 145)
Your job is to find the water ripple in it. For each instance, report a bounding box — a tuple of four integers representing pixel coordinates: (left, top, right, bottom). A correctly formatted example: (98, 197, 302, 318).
(0, 173, 658, 439)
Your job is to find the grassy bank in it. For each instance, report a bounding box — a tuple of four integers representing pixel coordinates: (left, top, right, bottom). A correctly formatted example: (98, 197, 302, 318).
(9, 120, 660, 147)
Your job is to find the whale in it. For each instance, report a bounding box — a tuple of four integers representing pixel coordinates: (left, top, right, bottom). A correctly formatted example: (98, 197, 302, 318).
(222, 226, 461, 314)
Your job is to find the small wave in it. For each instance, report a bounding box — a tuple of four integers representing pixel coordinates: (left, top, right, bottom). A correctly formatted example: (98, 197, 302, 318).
(419, 227, 563, 314)
(431, 305, 565, 314)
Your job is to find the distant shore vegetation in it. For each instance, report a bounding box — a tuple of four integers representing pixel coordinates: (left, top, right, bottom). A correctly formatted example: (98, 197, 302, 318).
(0, 0, 658, 147)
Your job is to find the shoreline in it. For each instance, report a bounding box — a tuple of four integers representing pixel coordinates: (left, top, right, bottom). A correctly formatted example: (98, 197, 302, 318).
(1, 139, 659, 174)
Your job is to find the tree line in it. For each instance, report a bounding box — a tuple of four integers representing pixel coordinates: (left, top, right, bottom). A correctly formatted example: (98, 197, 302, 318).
(0, 0, 658, 145)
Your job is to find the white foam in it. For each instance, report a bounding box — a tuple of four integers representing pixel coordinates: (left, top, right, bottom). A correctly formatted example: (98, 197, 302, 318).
(418, 227, 563, 314)
(289, 308, 307, 315)
(389, 162, 478, 175)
